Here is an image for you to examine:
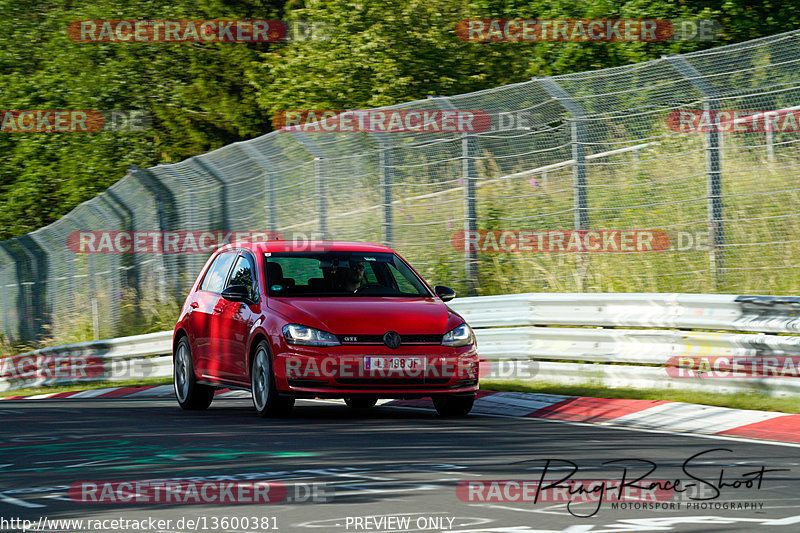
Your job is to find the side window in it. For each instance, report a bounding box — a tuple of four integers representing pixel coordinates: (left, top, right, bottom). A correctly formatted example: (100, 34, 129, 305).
(199, 252, 237, 294)
(386, 260, 427, 295)
(228, 254, 258, 301)
(363, 263, 379, 284)
(394, 273, 418, 294)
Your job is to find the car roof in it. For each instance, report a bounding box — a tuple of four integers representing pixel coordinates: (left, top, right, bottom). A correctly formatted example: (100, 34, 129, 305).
(219, 240, 396, 254)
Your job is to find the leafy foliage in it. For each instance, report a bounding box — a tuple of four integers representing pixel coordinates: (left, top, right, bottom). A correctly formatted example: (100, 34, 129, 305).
(1, 0, 797, 239)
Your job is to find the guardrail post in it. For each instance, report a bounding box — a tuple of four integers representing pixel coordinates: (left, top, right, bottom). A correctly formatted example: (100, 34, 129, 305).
(667, 56, 724, 288)
(238, 143, 279, 233)
(430, 96, 479, 295)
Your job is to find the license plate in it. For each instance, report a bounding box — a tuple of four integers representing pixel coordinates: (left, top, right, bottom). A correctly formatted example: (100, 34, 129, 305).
(364, 356, 425, 371)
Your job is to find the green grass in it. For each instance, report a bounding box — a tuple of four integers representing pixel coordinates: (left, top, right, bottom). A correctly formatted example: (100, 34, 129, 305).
(0, 377, 171, 398)
(384, 131, 800, 296)
(482, 379, 800, 414)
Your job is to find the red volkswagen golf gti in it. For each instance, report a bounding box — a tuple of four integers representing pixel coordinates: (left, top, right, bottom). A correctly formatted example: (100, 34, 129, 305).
(173, 241, 478, 417)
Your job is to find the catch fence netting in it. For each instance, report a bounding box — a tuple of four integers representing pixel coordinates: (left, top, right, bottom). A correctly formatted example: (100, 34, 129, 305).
(3, 30, 800, 342)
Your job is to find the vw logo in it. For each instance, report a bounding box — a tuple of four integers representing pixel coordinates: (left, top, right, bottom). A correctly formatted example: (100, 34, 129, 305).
(383, 331, 401, 349)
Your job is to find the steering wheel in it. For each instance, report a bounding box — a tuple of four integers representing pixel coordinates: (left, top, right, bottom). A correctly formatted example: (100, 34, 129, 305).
(354, 283, 385, 294)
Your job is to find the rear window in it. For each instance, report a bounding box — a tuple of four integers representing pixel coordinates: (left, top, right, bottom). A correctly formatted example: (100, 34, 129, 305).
(264, 251, 430, 297)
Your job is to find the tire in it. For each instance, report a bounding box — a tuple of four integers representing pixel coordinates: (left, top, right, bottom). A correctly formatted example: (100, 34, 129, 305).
(433, 394, 475, 417)
(251, 340, 294, 417)
(344, 396, 378, 409)
(174, 336, 214, 410)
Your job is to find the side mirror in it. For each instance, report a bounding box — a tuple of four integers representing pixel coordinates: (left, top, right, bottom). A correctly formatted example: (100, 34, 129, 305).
(434, 285, 456, 302)
(221, 285, 251, 303)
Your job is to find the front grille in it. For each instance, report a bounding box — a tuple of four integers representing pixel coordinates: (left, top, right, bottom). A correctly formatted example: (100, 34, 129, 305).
(338, 334, 443, 345)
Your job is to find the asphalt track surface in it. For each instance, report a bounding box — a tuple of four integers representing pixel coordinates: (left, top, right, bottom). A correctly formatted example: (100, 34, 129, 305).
(1, 397, 800, 533)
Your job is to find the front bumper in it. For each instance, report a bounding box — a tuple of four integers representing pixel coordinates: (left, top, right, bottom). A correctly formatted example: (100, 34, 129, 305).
(272, 341, 479, 397)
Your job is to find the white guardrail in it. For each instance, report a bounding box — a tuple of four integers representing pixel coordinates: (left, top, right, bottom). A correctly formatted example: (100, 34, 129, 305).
(3, 293, 800, 395)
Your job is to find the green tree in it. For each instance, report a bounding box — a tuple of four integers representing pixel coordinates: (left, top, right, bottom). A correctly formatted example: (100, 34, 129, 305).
(0, 0, 281, 239)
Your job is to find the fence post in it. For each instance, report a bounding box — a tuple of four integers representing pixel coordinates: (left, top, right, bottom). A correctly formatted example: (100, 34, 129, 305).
(128, 165, 178, 299)
(19, 236, 49, 339)
(368, 131, 394, 247)
(538, 78, 589, 231)
(238, 143, 279, 233)
(291, 132, 329, 239)
(102, 191, 139, 304)
(0, 242, 27, 341)
(766, 129, 775, 162)
(667, 56, 724, 287)
(430, 96, 479, 295)
(86, 201, 123, 337)
(0, 247, 12, 341)
(315, 157, 328, 238)
(380, 142, 394, 247)
(462, 134, 478, 294)
(192, 157, 230, 233)
(539, 78, 589, 290)
(91, 297, 99, 340)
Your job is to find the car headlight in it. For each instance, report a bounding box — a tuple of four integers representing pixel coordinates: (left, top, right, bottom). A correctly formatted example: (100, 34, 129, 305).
(282, 324, 341, 347)
(442, 323, 474, 347)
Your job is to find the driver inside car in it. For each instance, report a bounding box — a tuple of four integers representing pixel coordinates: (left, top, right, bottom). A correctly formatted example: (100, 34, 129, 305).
(335, 260, 365, 292)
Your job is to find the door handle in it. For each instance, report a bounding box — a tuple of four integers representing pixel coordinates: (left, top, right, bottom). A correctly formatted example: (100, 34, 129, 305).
(213, 306, 224, 313)
(190, 302, 199, 309)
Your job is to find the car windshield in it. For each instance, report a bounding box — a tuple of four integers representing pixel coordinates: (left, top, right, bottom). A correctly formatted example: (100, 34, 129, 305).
(264, 251, 431, 297)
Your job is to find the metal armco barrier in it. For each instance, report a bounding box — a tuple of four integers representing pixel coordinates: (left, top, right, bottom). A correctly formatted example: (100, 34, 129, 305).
(2, 293, 800, 395)
(453, 293, 800, 333)
(455, 293, 800, 395)
(0, 331, 172, 392)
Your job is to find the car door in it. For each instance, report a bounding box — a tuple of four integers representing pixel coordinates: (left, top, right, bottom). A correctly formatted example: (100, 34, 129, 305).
(189, 251, 237, 379)
(216, 252, 260, 384)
